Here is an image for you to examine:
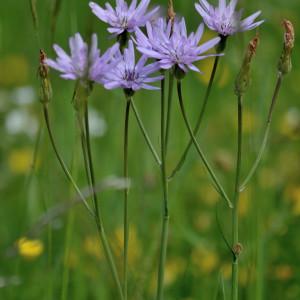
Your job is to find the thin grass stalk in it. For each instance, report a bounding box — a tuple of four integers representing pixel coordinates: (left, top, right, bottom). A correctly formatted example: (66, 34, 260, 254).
(61, 209, 74, 300)
(29, 0, 41, 46)
(176, 81, 233, 208)
(51, 0, 63, 43)
(231, 95, 243, 300)
(240, 73, 283, 191)
(61, 135, 80, 300)
(42, 104, 94, 216)
(156, 78, 169, 300)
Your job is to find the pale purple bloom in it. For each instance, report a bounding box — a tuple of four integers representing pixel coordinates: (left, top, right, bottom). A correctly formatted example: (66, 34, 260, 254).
(195, 0, 264, 36)
(89, 0, 160, 36)
(46, 33, 119, 83)
(103, 40, 163, 91)
(135, 18, 221, 73)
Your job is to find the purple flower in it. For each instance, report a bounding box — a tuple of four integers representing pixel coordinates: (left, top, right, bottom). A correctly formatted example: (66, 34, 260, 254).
(195, 0, 264, 36)
(135, 17, 221, 73)
(46, 33, 119, 83)
(89, 0, 160, 36)
(103, 40, 163, 92)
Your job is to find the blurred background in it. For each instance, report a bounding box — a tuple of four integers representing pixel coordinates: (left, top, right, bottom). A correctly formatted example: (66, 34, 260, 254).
(0, 0, 299, 299)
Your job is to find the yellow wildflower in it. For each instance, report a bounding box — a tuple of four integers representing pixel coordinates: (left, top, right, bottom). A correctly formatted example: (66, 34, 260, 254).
(164, 257, 185, 286)
(17, 237, 44, 260)
(8, 148, 33, 174)
(197, 185, 219, 206)
(113, 225, 141, 266)
(192, 246, 219, 274)
(83, 235, 103, 260)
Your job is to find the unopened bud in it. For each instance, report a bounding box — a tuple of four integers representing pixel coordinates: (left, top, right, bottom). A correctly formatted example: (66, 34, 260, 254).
(167, 0, 176, 24)
(278, 20, 295, 75)
(38, 49, 52, 104)
(235, 35, 260, 96)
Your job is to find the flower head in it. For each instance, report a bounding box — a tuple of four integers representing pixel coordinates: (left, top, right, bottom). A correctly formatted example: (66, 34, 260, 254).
(46, 33, 119, 83)
(102, 40, 163, 92)
(135, 17, 221, 74)
(195, 0, 264, 36)
(89, 0, 160, 36)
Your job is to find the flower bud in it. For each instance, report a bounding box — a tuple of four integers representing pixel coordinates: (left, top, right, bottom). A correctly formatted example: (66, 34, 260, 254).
(278, 20, 295, 75)
(38, 49, 52, 104)
(235, 35, 259, 97)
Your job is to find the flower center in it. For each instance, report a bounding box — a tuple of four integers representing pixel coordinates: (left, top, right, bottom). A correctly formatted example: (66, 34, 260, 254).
(124, 68, 137, 82)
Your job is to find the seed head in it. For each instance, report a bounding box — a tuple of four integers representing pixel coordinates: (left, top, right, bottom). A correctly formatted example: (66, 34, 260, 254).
(278, 19, 295, 75)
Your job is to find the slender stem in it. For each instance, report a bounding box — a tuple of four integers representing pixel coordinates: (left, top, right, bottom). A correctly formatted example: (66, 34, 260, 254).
(61, 141, 78, 300)
(80, 100, 124, 300)
(176, 81, 233, 208)
(82, 101, 124, 300)
(131, 100, 161, 166)
(240, 73, 283, 191)
(50, 0, 63, 44)
(29, 0, 41, 47)
(169, 56, 220, 180)
(84, 101, 100, 217)
(156, 78, 170, 300)
(42, 104, 94, 216)
(95, 220, 124, 300)
(165, 71, 175, 153)
(123, 98, 131, 300)
(231, 95, 243, 300)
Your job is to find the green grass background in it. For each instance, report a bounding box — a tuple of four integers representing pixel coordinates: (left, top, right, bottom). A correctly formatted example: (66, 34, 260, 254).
(0, 0, 299, 299)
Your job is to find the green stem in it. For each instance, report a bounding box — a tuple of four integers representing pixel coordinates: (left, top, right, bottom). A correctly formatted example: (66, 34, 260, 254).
(29, 0, 41, 47)
(42, 104, 94, 216)
(240, 73, 283, 191)
(51, 0, 63, 44)
(82, 101, 124, 300)
(95, 220, 124, 300)
(123, 98, 131, 300)
(232, 95, 243, 300)
(176, 81, 233, 208)
(156, 78, 170, 300)
(165, 71, 175, 153)
(131, 100, 161, 166)
(84, 101, 100, 216)
(169, 56, 220, 180)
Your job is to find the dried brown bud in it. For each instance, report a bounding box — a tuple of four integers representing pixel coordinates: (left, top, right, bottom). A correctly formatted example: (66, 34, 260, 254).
(38, 49, 52, 104)
(167, 0, 176, 24)
(235, 35, 260, 96)
(278, 19, 295, 75)
(283, 19, 295, 50)
(233, 243, 243, 257)
(247, 35, 259, 61)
